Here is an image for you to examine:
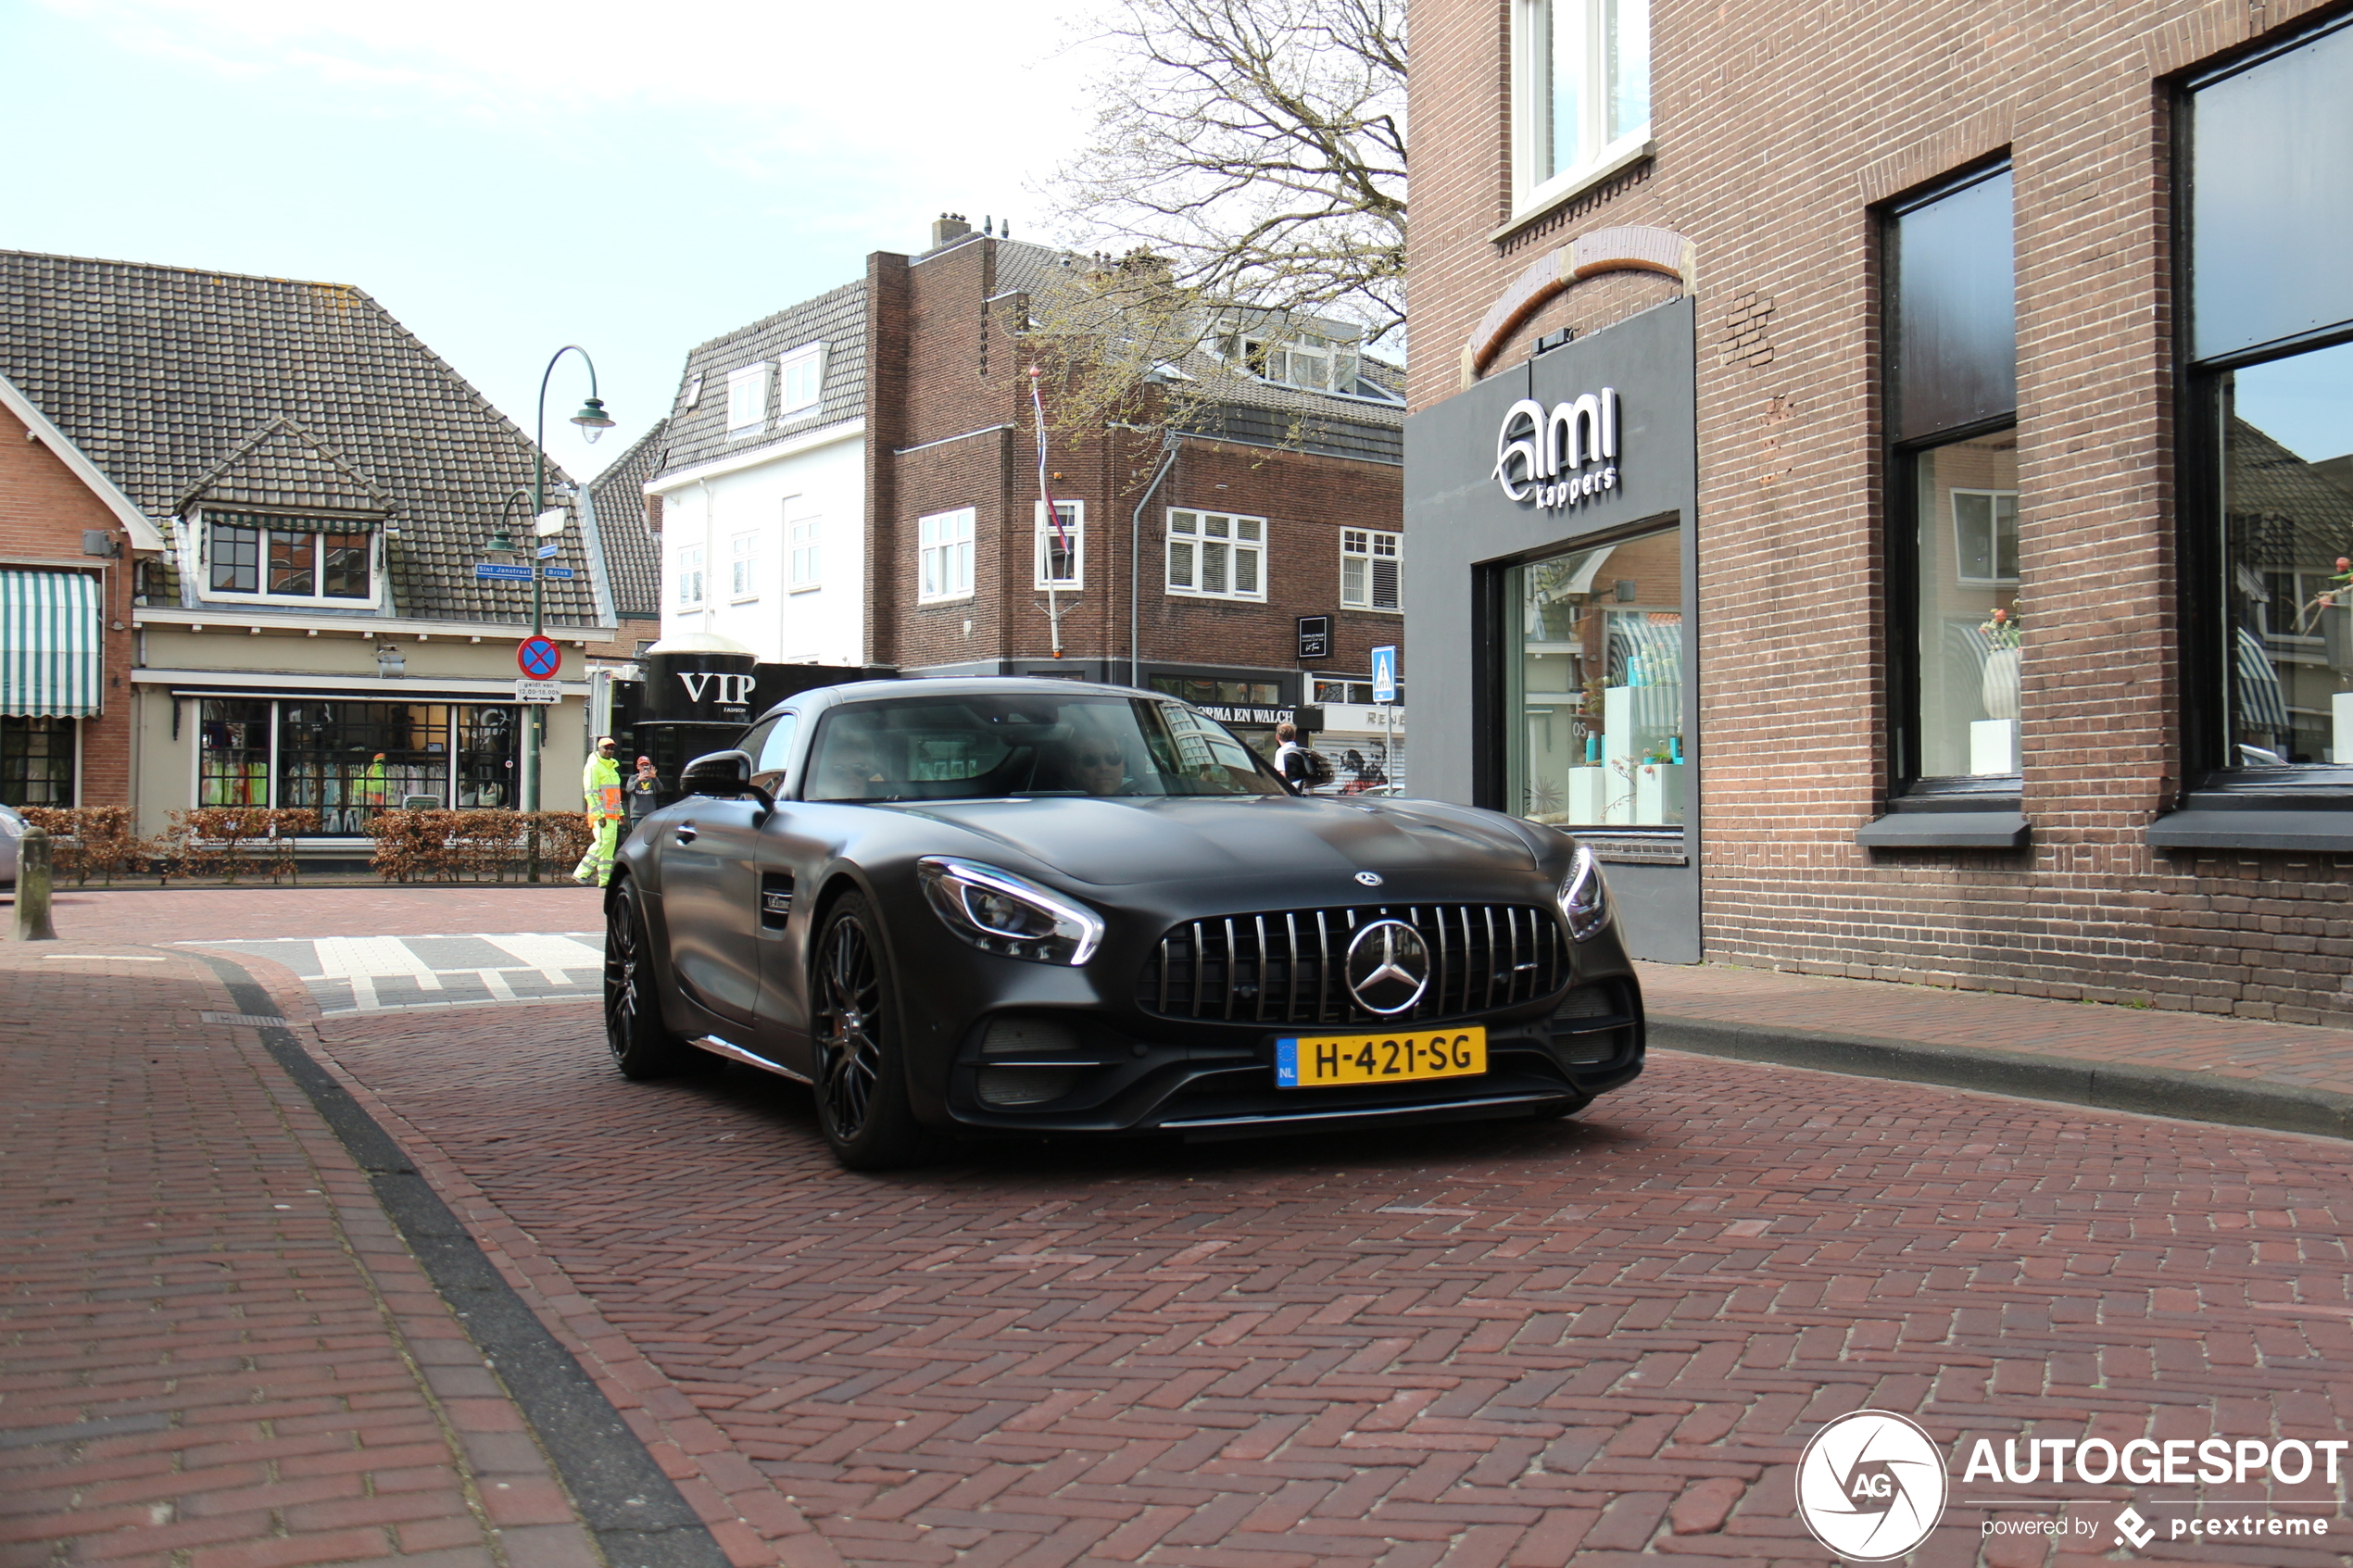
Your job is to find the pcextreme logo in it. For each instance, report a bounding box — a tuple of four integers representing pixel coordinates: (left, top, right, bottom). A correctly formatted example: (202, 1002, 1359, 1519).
(1796, 1411, 1949, 1561)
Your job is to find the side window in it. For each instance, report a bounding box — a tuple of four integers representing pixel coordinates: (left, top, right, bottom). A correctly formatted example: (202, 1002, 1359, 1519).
(753, 712, 799, 787)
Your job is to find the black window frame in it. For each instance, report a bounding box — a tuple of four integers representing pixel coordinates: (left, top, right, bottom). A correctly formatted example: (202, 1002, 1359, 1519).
(2175, 14, 2353, 807)
(1880, 157, 2021, 806)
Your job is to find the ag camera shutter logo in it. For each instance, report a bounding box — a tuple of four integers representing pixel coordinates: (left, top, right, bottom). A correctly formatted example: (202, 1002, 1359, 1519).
(1796, 1411, 1949, 1561)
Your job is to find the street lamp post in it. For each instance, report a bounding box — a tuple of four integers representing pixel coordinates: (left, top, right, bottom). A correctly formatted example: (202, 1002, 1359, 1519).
(513, 346, 615, 820)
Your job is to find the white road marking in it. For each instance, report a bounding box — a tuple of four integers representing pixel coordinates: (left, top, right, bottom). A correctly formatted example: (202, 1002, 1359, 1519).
(480, 932, 604, 985)
(314, 935, 445, 991)
(186, 932, 606, 1016)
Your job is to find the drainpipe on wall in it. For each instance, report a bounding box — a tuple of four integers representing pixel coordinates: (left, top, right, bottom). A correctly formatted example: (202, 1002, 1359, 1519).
(1129, 433, 1179, 690)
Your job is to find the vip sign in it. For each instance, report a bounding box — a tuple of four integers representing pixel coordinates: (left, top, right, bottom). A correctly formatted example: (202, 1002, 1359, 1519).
(678, 671, 758, 706)
(1493, 388, 1621, 510)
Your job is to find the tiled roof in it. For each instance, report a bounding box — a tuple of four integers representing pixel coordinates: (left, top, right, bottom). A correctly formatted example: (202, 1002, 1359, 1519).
(585, 418, 667, 620)
(656, 282, 866, 477)
(0, 249, 601, 626)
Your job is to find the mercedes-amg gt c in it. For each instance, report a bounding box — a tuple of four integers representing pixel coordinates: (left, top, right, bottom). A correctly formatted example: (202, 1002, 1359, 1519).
(604, 678, 1643, 1169)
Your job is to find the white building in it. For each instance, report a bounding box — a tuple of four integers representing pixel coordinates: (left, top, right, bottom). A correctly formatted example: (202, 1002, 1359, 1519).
(644, 282, 867, 668)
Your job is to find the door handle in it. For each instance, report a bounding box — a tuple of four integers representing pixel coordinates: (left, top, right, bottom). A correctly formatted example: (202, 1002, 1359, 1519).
(673, 823, 698, 844)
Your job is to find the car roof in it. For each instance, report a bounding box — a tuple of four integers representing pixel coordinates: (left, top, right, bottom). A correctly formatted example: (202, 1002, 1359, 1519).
(753, 676, 1180, 727)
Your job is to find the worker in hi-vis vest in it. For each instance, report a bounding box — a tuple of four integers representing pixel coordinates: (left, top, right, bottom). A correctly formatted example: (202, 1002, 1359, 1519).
(573, 735, 624, 886)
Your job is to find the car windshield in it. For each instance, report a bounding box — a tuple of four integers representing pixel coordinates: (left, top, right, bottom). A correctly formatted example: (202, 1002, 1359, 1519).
(803, 693, 1288, 803)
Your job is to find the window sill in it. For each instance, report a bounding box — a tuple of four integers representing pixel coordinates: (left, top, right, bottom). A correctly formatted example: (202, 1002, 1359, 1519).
(787, 583, 822, 596)
(1858, 790, 2029, 848)
(1490, 139, 1655, 246)
(200, 592, 379, 610)
(1165, 590, 1269, 605)
(915, 595, 975, 608)
(2148, 793, 2353, 852)
(1340, 605, 1404, 616)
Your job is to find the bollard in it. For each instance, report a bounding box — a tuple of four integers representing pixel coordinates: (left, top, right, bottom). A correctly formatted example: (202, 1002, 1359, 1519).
(13, 823, 57, 941)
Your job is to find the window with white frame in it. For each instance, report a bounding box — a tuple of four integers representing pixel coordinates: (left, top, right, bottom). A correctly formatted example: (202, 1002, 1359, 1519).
(1166, 509, 1265, 601)
(1214, 323, 1359, 394)
(729, 533, 758, 600)
(1340, 528, 1402, 610)
(725, 363, 769, 434)
(918, 508, 975, 603)
(1035, 500, 1083, 589)
(676, 545, 705, 608)
(1512, 0, 1651, 211)
(788, 513, 821, 590)
(202, 514, 376, 605)
(778, 343, 824, 417)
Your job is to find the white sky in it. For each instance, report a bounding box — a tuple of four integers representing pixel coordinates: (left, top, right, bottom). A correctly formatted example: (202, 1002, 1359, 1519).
(5, 0, 1102, 477)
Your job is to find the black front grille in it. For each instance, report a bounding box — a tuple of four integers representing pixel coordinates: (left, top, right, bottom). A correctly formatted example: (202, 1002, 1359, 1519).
(1139, 904, 1567, 1026)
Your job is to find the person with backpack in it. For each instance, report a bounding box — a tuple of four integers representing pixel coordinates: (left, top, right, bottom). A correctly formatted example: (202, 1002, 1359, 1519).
(1272, 722, 1333, 792)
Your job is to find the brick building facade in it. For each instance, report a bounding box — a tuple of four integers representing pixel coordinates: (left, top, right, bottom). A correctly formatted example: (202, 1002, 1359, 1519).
(1403, 0, 2353, 1013)
(0, 373, 159, 808)
(652, 219, 1410, 772)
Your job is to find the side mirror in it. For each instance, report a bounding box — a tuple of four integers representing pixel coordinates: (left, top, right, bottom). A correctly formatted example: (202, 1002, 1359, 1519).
(680, 748, 774, 813)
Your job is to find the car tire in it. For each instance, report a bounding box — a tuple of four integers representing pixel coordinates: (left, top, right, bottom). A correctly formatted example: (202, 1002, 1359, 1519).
(604, 877, 704, 1080)
(811, 892, 929, 1171)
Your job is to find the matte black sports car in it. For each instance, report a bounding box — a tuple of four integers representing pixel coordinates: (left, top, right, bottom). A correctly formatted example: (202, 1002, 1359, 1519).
(603, 678, 1643, 1169)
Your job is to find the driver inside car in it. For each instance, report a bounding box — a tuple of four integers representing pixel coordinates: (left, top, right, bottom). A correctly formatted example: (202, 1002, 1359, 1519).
(1063, 730, 1128, 797)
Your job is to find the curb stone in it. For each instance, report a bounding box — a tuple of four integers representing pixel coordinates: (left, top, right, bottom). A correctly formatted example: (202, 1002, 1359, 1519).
(1651, 1014, 2353, 1142)
(189, 948, 736, 1568)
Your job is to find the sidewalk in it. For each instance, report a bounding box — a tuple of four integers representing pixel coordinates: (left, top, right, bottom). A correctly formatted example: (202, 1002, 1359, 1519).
(1641, 960, 2353, 1142)
(0, 939, 699, 1568)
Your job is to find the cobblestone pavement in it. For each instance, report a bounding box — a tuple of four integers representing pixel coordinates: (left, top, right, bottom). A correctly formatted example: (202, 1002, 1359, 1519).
(0, 943, 603, 1568)
(1640, 962, 2353, 1100)
(292, 993, 2353, 1568)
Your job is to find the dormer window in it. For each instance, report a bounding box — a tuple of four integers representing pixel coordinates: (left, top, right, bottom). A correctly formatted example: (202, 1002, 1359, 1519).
(726, 364, 769, 435)
(1214, 323, 1361, 394)
(202, 512, 376, 605)
(778, 343, 825, 418)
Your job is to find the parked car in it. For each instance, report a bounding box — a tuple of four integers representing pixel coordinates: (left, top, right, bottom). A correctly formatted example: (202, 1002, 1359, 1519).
(603, 679, 1644, 1169)
(0, 804, 21, 888)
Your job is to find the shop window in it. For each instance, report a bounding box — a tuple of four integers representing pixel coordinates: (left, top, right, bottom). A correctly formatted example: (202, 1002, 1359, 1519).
(278, 702, 451, 834)
(779, 343, 825, 417)
(1311, 676, 1406, 706)
(1884, 163, 2020, 784)
(2187, 18, 2353, 779)
(1340, 528, 1402, 610)
(918, 508, 976, 603)
(1504, 525, 1683, 827)
(1166, 510, 1265, 601)
(454, 706, 518, 808)
(726, 363, 769, 435)
(1150, 675, 1282, 708)
(198, 699, 271, 806)
(788, 514, 822, 590)
(1512, 0, 1650, 212)
(0, 715, 74, 808)
(1037, 500, 1083, 589)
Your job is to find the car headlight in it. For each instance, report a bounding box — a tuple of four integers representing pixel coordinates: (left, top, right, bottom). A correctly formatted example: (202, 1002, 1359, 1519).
(917, 857, 1105, 966)
(1557, 842, 1612, 942)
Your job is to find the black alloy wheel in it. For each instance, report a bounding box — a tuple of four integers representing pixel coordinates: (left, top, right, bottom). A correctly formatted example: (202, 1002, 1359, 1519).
(810, 893, 928, 1169)
(604, 878, 701, 1079)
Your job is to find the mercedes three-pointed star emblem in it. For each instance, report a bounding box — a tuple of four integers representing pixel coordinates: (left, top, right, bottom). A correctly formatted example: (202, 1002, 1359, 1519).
(1344, 919, 1431, 1015)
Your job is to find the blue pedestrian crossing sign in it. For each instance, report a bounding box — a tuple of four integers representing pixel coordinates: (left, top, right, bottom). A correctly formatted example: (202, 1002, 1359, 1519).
(1371, 645, 1399, 704)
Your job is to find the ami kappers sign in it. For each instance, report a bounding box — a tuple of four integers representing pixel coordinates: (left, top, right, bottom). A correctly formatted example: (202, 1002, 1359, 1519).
(1494, 387, 1621, 511)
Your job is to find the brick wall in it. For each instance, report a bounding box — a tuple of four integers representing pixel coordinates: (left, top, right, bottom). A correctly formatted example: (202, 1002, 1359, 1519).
(0, 400, 135, 806)
(868, 236, 1404, 684)
(1407, 0, 2353, 1021)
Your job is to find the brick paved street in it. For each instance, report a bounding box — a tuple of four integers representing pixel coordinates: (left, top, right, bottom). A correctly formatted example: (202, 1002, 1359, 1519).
(0, 942, 604, 1568)
(14, 885, 2353, 1566)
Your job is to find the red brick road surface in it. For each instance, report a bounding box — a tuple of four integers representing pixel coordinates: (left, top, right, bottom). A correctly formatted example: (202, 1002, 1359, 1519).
(296, 995, 2353, 1567)
(0, 944, 601, 1568)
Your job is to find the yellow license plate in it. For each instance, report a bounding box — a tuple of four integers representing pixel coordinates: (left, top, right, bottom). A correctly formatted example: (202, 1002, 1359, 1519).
(1276, 1027, 1487, 1088)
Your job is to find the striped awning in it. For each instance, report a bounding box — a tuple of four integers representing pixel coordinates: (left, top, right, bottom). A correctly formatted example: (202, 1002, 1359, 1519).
(0, 570, 102, 718)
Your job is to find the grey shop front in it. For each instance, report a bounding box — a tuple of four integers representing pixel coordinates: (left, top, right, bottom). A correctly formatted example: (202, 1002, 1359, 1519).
(1403, 298, 1699, 961)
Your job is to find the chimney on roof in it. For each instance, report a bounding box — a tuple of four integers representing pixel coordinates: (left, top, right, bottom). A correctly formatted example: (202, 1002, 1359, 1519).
(932, 212, 972, 247)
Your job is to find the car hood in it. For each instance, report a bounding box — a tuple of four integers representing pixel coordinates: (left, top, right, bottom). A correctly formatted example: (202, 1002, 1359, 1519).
(890, 795, 1542, 887)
